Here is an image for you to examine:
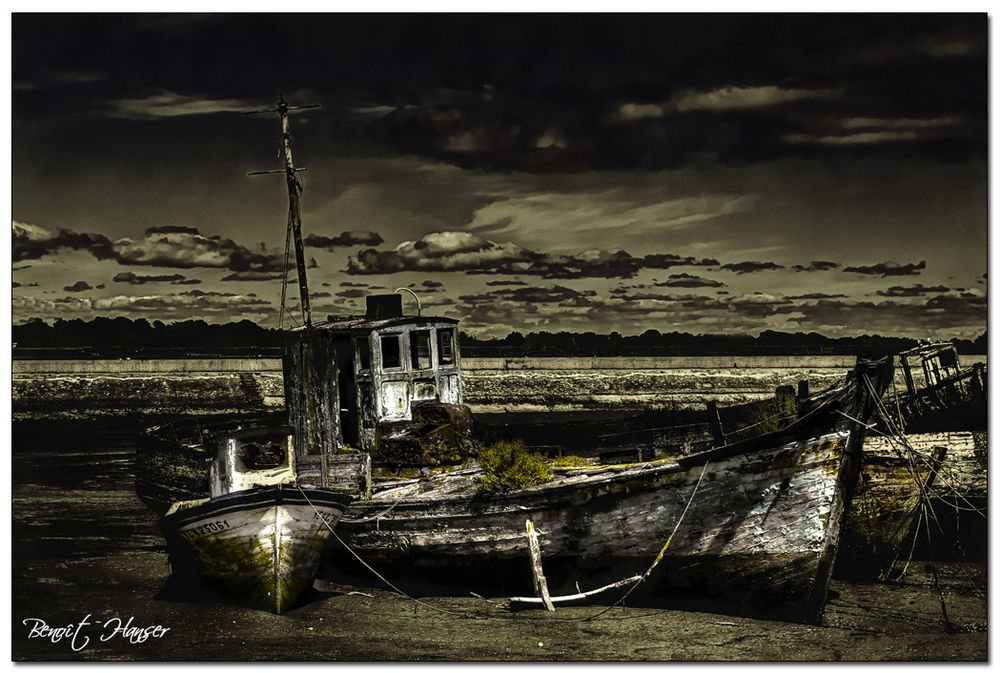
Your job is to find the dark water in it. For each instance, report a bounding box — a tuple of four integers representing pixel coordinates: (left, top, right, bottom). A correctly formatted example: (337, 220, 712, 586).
(11, 419, 988, 662)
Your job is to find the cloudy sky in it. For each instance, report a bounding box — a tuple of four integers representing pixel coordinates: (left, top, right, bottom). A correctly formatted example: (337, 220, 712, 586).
(12, 14, 987, 338)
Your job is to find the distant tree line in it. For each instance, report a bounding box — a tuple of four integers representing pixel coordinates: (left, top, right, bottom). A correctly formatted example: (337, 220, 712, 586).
(11, 317, 987, 358)
(458, 329, 987, 357)
(12, 318, 284, 358)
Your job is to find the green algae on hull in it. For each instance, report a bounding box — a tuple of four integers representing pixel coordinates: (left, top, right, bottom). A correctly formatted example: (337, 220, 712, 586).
(162, 486, 352, 613)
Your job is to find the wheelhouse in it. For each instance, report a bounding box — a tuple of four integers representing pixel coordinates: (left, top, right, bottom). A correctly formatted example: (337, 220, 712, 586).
(319, 294, 464, 451)
(898, 342, 962, 395)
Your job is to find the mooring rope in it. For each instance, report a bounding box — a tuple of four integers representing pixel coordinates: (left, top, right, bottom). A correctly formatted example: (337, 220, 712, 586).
(295, 485, 482, 619)
(296, 457, 711, 622)
(564, 459, 712, 622)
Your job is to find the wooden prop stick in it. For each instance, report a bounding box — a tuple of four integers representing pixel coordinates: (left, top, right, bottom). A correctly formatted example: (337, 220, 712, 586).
(525, 519, 555, 612)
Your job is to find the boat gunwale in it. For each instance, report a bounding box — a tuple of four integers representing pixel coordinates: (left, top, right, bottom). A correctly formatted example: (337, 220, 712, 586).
(163, 484, 353, 530)
(347, 389, 861, 517)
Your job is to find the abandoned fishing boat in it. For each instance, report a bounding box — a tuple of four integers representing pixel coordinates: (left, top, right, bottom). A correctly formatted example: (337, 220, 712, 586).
(838, 442, 947, 579)
(841, 429, 989, 581)
(136, 96, 365, 613)
(155, 426, 354, 613)
(892, 342, 986, 432)
(133, 94, 918, 622)
(329, 357, 894, 623)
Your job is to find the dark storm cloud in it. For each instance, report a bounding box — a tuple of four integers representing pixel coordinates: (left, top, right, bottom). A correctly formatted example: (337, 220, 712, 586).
(222, 271, 284, 281)
(876, 284, 951, 297)
(145, 225, 201, 235)
(459, 285, 596, 306)
(13, 15, 985, 173)
(346, 231, 643, 279)
(304, 231, 385, 249)
(926, 293, 987, 311)
(347, 231, 531, 274)
(719, 261, 785, 274)
(336, 289, 368, 299)
(113, 227, 284, 272)
(13, 221, 285, 273)
(843, 260, 927, 277)
(641, 254, 720, 270)
(485, 279, 527, 286)
(791, 260, 841, 272)
(113, 271, 190, 285)
(785, 294, 985, 332)
(653, 273, 726, 288)
(403, 280, 445, 293)
(63, 280, 93, 292)
(348, 231, 731, 280)
(339, 281, 369, 287)
(81, 289, 273, 317)
(13, 221, 112, 263)
(786, 292, 848, 300)
(358, 16, 984, 172)
(10, 15, 988, 338)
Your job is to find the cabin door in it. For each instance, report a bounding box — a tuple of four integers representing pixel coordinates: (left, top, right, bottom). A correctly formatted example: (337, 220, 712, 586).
(333, 334, 359, 447)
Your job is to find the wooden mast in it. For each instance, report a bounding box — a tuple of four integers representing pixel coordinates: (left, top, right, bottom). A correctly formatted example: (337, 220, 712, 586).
(245, 96, 339, 488)
(245, 95, 320, 327)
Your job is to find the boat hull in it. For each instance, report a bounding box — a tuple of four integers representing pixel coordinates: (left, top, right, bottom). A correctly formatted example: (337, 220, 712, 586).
(161, 486, 352, 613)
(334, 427, 860, 622)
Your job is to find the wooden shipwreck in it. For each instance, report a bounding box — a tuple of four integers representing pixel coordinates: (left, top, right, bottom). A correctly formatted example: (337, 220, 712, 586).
(894, 342, 986, 432)
(330, 358, 894, 623)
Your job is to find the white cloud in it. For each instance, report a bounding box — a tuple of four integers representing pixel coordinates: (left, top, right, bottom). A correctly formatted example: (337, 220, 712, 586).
(783, 131, 921, 145)
(840, 116, 961, 130)
(669, 86, 840, 113)
(106, 90, 261, 119)
(614, 86, 840, 122)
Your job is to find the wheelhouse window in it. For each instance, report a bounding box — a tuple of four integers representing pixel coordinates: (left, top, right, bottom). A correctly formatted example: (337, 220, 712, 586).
(411, 330, 432, 370)
(437, 328, 456, 365)
(355, 336, 372, 372)
(380, 334, 402, 369)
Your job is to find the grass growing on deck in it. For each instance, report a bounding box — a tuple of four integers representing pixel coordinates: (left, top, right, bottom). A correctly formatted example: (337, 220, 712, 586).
(550, 455, 591, 469)
(478, 440, 553, 492)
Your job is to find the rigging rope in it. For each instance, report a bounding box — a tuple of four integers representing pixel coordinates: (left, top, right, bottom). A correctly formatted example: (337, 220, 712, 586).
(860, 374, 986, 601)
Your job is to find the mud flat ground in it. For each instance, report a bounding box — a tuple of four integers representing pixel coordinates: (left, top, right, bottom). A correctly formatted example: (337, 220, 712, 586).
(12, 423, 987, 662)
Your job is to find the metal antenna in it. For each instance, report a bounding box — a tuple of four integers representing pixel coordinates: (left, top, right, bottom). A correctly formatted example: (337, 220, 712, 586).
(244, 95, 321, 328)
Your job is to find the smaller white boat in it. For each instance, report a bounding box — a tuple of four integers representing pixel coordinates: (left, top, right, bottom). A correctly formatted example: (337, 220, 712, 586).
(159, 426, 354, 613)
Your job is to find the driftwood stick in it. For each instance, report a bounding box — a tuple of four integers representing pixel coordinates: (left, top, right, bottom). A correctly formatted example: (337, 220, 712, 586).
(510, 575, 644, 606)
(525, 519, 555, 611)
